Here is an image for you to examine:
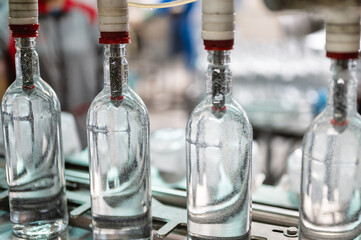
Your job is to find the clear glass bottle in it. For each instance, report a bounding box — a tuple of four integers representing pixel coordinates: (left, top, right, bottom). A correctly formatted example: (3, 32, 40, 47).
(300, 59, 361, 240)
(186, 50, 252, 240)
(1, 37, 68, 239)
(87, 44, 152, 240)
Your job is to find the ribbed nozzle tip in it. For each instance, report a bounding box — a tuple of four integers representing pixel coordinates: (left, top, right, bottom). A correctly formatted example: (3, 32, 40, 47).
(325, 7, 360, 57)
(9, 0, 38, 28)
(97, 0, 129, 34)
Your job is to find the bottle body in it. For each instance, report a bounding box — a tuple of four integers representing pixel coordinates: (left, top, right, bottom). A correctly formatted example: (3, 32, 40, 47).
(186, 96, 252, 240)
(87, 45, 151, 239)
(186, 50, 252, 240)
(2, 76, 68, 238)
(300, 60, 361, 240)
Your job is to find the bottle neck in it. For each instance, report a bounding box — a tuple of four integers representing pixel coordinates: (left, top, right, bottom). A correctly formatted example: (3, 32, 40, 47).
(15, 37, 40, 88)
(206, 50, 232, 111)
(103, 44, 128, 100)
(326, 59, 358, 125)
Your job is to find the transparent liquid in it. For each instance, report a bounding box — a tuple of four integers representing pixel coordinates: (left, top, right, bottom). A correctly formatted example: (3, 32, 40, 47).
(10, 189, 67, 239)
(301, 120, 361, 240)
(2, 79, 68, 239)
(92, 213, 152, 240)
(186, 98, 252, 240)
(87, 88, 151, 240)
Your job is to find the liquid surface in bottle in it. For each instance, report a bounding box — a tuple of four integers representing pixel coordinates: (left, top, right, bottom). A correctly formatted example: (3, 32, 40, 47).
(2, 79, 68, 239)
(187, 97, 252, 240)
(87, 88, 151, 240)
(301, 118, 361, 240)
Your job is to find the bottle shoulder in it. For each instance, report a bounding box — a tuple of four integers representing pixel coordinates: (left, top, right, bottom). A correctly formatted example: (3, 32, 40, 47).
(303, 114, 361, 158)
(2, 78, 61, 110)
(306, 112, 361, 134)
(189, 97, 251, 124)
(87, 87, 149, 124)
(187, 96, 253, 139)
(303, 116, 361, 165)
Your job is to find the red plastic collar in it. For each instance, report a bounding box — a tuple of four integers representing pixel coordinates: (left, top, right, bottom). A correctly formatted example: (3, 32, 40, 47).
(331, 119, 349, 126)
(22, 85, 36, 90)
(204, 40, 234, 51)
(110, 96, 124, 101)
(9, 24, 39, 38)
(99, 32, 130, 44)
(212, 106, 227, 111)
(326, 52, 359, 60)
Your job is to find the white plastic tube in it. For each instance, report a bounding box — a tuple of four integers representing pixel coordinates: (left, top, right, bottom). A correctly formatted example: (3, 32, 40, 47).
(98, 0, 129, 32)
(128, 0, 198, 9)
(202, 0, 235, 41)
(9, 0, 38, 25)
(325, 7, 360, 53)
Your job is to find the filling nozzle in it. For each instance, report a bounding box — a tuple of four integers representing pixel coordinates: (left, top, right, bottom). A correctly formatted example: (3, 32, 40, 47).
(332, 60, 349, 125)
(211, 51, 227, 111)
(8, 0, 39, 37)
(325, 7, 360, 127)
(108, 45, 127, 102)
(206, 50, 231, 115)
(97, 0, 130, 102)
(202, 0, 235, 50)
(325, 7, 360, 59)
(16, 38, 38, 89)
(97, 0, 130, 44)
(8, 0, 40, 88)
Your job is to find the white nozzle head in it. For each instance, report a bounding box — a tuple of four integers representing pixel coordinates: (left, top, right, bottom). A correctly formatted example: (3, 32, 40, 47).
(325, 8, 360, 54)
(9, 0, 38, 25)
(202, 0, 235, 41)
(97, 0, 129, 33)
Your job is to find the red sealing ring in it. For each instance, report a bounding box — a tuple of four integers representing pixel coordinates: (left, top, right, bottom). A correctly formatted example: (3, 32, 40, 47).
(204, 40, 234, 51)
(9, 24, 39, 38)
(212, 106, 227, 111)
(100, 32, 130, 44)
(331, 119, 349, 126)
(22, 85, 36, 90)
(326, 52, 359, 60)
(110, 96, 124, 101)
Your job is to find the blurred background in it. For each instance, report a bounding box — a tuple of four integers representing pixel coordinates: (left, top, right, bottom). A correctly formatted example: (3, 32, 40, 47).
(0, 0, 360, 211)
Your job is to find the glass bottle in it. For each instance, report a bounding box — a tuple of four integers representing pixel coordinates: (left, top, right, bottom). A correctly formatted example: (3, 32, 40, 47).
(300, 59, 361, 240)
(87, 44, 152, 240)
(186, 50, 252, 240)
(1, 37, 68, 239)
